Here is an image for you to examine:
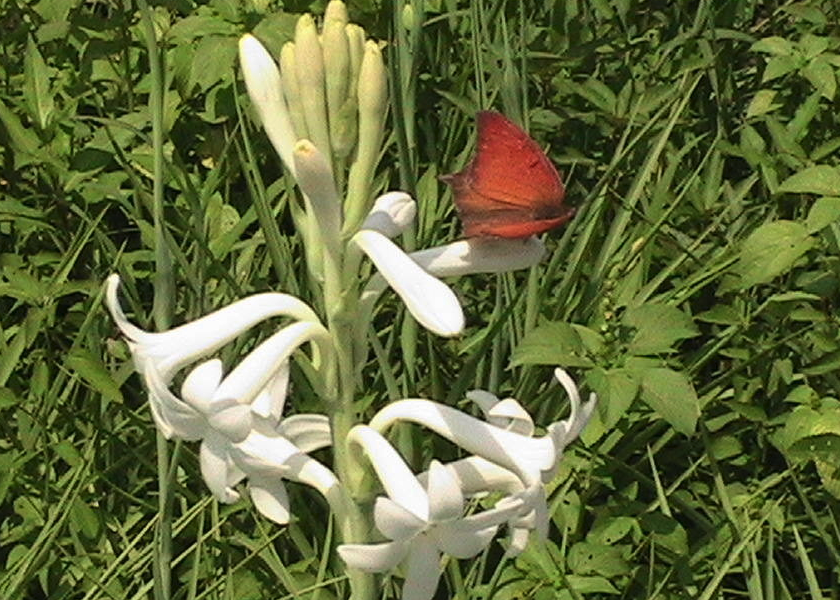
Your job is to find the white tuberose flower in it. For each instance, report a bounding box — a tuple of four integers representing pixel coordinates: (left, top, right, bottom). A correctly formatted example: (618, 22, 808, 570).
(353, 192, 548, 338)
(369, 368, 596, 486)
(338, 426, 525, 600)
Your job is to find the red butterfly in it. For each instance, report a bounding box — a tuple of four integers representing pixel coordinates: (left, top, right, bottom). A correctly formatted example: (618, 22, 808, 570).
(441, 111, 574, 239)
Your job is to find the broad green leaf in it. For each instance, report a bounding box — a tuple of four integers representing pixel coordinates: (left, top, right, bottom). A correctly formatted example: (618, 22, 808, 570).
(763, 55, 801, 82)
(751, 36, 794, 56)
(640, 513, 689, 555)
(586, 368, 638, 429)
(806, 197, 840, 232)
(733, 220, 814, 287)
(624, 304, 699, 355)
(798, 33, 830, 59)
(563, 576, 618, 594)
(802, 57, 836, 100)
(568, 541, 630, 577)
(637, 367, 699, 435)
(168, 14, 238, 42)
(24, 36, 54, 131)
(189, 36, 238, 94)
(0, 100, 51, 167)
(746, 89, 780, 118)
(779, 165, 840, 196)
(511, 321, 595, 368)
(589, 516, 637, 545)
(573, 77, 617, 114)
(781, 4, 827, 24)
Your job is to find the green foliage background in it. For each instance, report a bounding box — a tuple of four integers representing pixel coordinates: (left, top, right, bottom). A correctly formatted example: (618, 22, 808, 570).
(2, 0, 840, 598)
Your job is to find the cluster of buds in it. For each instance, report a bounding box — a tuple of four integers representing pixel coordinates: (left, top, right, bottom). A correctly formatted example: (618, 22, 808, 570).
(107, 3, 595, 599)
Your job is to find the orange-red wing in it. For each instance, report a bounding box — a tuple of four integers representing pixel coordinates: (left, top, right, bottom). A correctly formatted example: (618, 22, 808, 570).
(441, 111, 571, 239)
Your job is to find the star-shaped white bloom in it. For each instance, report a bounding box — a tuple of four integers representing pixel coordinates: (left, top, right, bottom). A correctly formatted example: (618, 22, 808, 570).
(368, 368, 596, 487)
(338, 426, 525, 600)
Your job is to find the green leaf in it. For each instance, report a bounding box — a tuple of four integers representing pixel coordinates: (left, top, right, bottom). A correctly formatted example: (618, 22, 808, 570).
(696, 304, 740, 325)
(751, 36, 794, 56)
(624, 304, 699, 355)
(746, 89, 780, 118)
(806, 197, 840, 233)
(568, 541, 630, 577)
(802, 57, 836, 100)
(733, 220, 814, 288)
(637, 367, 699, 435)
(779, 165, 840, 196)
(763, 55, 802, 82)
(65, 350, 123, 406)
(586, 368, 638, 429)
(511, 321, 595, 368)
(24, 36, 54, 131)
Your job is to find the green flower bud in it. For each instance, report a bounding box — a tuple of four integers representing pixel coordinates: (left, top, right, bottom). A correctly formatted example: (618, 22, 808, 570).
(294, 14, 332, 167)
(279, 42, 309, 140)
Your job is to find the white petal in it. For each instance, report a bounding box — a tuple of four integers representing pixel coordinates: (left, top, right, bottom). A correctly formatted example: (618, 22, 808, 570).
(248, 478, 291, 524)
(370, 400, 555, 485)
(347, 425, 429, 520)
(362, 192, 416, 238)
(487, 398, 535, 435)
(293, 140, 342, 244)
(465, 390, 499, 415)
(212, 321, 329, 406)
(142, 362, 205, 440)
(409, 237, 545, 277)
(402, 536, 442, 600)
(426, 461, 464, 522)
(229, 431, 301, 474)
(432, 523, 497, 559)
(276, 414, 332, 452)
(239, 34, 298, 175)
(338, 540, 409, 572)
(374, 497, 427, 540)
(106, 275, 319, 382)
(353, 230, 464, 337)
(507, 527, 531, 556)
(200, 434, 238, 503)
(250, 360, 289, 421)
(422, 456, 525, 497)
(181, 359, 223, 411)
(230, 432, 340, 500)
(207, 404, 253, 442)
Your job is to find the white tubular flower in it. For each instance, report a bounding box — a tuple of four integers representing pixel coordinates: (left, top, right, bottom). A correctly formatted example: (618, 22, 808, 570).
(228, 430, 340, 525)
(352, 229, 465, 337)
(105, 275, 320, 384)
(362, 191, 416, 238)
(338, 426, 525, 600)
(135, 321, 334, 507)
(239, 34, 298, 176)
(369, 369, 596, 486)
(412, 236, 546, 277)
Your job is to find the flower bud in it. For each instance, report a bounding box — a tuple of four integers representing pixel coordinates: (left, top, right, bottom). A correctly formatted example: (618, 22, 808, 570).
(294, 14, 332, 165)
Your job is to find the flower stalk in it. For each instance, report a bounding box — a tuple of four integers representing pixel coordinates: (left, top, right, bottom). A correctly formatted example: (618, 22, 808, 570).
(106, 4, 594, 600)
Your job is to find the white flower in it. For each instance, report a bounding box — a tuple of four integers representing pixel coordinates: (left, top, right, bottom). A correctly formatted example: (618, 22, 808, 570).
(368, 368, 596, 486)
(105, 274, 320, 385)
(105, 274, 335, 514)
(338, 426, 525, 600)
(353, 195, 548, 338)
(136, 326, 332, 510)
(353, 228, 465, 337)
(227, 430, 339, 525)
(239, 34, 298, 175)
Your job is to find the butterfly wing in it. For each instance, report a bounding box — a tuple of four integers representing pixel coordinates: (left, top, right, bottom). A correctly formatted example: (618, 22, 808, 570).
(442, 111, 572, 238)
